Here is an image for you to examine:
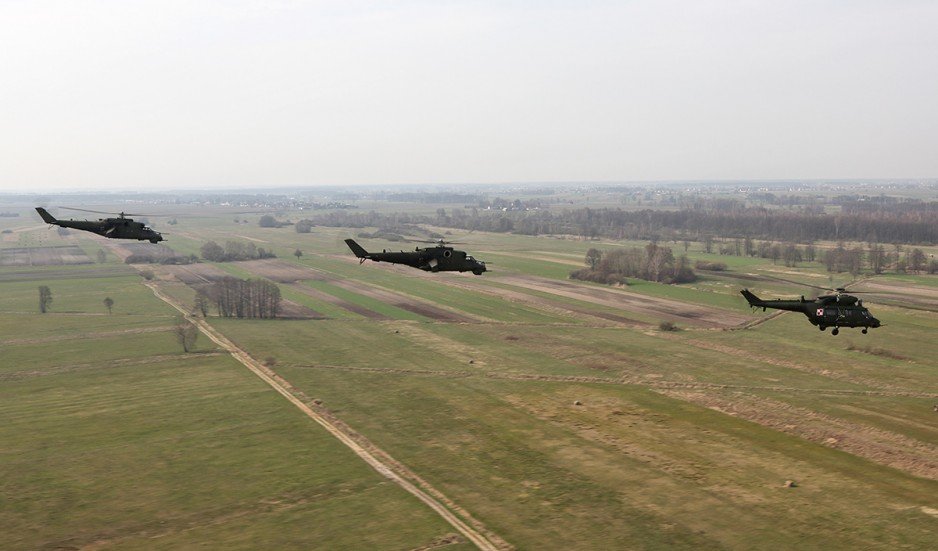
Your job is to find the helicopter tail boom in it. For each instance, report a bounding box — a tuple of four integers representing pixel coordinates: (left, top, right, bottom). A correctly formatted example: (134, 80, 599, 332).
(35, 207, 58, 225)
(344, 239, 370, 259)
(740, 289, 764, 308)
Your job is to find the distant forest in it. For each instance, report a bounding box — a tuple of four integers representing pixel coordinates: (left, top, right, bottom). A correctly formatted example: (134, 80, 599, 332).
(306, 199, 938, 245)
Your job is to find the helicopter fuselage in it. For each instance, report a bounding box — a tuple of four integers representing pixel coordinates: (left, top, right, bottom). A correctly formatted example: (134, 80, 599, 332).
(741, 289, 880, 334)
(36, 208, 163, 243)
(345, 239, 487, 275)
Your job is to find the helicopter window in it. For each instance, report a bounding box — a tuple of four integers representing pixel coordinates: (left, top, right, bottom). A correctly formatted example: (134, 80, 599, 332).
(466, 255, 474, 261)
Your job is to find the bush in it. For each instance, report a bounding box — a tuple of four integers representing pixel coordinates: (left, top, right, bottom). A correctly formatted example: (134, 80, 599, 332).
(658, 321, 679, 331)
(695, 260, 728, 271)
(139, 270, 155, 280)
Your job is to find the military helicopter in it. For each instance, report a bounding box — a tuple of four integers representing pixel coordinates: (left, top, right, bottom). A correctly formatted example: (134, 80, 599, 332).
(36, 207, 164, 243)
(741, 278, 881, 335)
(345, 237, 488, 275)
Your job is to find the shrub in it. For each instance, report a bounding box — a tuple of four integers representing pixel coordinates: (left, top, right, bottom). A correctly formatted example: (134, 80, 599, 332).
(695, 260, 728, 271)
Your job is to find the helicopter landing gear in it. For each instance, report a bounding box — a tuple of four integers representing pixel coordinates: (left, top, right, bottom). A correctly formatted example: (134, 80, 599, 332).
(831, 327, 839, 336)
(862, 328, 868, 334)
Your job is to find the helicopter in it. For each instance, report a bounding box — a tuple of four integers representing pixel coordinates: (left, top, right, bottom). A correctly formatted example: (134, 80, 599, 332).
(345, 237, 488, 275)
(741, 278, 881, 335)
(36, 207, 164, 243)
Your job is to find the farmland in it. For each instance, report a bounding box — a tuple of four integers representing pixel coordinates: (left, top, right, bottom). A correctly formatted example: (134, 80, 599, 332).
(1, 195, 937, 549)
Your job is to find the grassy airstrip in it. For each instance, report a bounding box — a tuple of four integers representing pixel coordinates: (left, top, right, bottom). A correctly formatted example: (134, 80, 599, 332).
(2, 201, 938, 549)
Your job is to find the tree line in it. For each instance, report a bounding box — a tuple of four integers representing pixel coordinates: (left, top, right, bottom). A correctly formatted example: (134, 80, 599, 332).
(570, 243, 696, 285)
(196, 277, 282, 319)
(300, 204, 938, 245)
(200, 240, 276, 262)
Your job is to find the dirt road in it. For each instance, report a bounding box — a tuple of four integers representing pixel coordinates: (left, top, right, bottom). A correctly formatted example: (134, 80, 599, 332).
(144, 281, 509, 551)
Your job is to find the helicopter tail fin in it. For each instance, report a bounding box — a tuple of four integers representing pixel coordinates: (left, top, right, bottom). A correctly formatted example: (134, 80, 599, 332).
(35, 207, 57, 224)
(344, 239, 370, 259)
(740, 289, 764, 308)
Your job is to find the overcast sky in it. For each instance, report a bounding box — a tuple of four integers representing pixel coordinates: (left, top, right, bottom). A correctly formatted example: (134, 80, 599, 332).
(1, 0, 936, 192)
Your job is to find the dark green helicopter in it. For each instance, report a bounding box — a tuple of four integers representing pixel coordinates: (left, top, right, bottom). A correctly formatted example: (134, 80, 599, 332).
(36, 207, 164, 243)
(345, 238, 487, 275)
(741, 279, 881, 335)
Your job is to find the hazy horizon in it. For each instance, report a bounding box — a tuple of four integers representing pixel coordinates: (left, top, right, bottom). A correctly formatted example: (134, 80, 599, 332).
(2, 1, 937, 193)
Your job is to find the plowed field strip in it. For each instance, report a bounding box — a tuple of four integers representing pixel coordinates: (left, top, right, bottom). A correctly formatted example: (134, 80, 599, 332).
(324, 280, 475, 323)
(238, 259, 476, 323)
(497, 275, 750, 328)
(325, 255, 648, 326)
(286, 364, 938, 398)
(144, 282, 509, 551)
(288, 283, 390, 320)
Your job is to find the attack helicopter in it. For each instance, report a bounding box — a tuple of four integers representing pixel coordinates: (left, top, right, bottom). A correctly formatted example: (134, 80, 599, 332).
(741, 278, 881, 335)
(345, 237, 487, 275)
(36, 207, 164, 243)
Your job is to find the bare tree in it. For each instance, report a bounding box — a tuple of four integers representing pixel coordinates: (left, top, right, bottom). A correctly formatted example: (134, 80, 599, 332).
(194, 291, 210, 317)
(38, 286, 52, 313)
(103, 297, 114, 315)
(868, 243, 887, 274)
(173, 320, 199, 353)
(909, 248, 927, 273)
(206, 277, 281, 319)
(585, 248, 602, 269)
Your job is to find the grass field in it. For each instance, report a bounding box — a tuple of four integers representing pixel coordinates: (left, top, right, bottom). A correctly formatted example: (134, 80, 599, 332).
(2, 201, 937, 549)
(0, 251, 472, 550)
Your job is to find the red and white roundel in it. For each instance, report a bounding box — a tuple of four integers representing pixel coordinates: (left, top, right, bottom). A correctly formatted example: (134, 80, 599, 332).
(816, 308, 824, 316)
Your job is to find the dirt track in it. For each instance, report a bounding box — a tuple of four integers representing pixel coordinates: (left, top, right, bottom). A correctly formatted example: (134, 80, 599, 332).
(144, 281, 510, 551)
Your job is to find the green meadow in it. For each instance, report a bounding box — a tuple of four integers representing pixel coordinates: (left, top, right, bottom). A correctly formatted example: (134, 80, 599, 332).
(2, 200, 937, 549)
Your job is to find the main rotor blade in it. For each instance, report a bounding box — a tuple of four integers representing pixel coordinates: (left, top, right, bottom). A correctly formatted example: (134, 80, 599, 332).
(58, 206, 114, 215)
(757, 273, 833, 291)
(58, 206, 175, 217)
